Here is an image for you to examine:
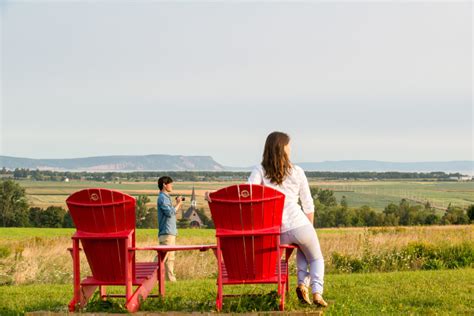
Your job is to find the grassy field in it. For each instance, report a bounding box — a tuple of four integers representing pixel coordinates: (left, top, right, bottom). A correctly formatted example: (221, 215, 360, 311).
(1, 226, 472, 285)
(16, 179, 474, 212)
(0, 226, 472, 314)
(1, 269, 472, 315)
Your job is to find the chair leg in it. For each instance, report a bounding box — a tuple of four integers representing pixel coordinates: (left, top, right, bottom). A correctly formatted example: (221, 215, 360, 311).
(69, 239, 81, 312)
(216, 281, 223, 311)
(215, 245, 223, 311)
(100, 286, 107, 301)
(279, 282, 286, 311)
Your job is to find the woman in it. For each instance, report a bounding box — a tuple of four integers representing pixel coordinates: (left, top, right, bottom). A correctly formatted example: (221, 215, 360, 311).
(247, 131, 327, 307)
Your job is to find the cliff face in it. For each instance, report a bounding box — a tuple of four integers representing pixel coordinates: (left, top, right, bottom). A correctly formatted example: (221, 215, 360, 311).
(0, 155, 226, 171)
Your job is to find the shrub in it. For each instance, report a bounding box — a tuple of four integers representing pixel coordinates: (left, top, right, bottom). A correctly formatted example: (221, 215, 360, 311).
(330, 242, 474, 273)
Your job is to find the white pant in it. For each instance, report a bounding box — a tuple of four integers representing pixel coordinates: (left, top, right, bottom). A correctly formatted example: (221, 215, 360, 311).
(280, 224, 324, 294)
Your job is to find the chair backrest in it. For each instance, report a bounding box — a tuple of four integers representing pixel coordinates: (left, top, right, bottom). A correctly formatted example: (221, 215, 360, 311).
(208, 184, 285, 281)
(66, 188, 136, 283)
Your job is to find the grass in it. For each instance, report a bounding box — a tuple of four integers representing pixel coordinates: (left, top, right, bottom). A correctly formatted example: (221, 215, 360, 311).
(0, 226, 472, 286)
(0, 269, 472, 315)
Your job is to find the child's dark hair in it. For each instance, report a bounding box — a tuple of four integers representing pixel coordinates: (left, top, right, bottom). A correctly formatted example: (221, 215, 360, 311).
(158, 176, 173, 190)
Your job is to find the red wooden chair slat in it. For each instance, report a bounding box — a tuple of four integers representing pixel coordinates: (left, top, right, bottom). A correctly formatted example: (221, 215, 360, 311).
(208, 184, 295, 311)
(66, 188, 159, 313)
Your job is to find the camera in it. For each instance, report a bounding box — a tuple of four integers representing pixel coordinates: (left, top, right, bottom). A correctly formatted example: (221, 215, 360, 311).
(175, 196, 185, 201)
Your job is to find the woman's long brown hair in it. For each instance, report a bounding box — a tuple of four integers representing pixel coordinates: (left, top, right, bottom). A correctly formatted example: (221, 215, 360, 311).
(261, 131, 292, 185)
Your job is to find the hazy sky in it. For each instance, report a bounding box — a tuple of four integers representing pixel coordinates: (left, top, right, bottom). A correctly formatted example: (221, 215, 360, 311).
(1, 1, 472, 166)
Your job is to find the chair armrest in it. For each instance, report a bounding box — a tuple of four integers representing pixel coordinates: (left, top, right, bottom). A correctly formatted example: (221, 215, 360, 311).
(280, 244, 298, 249)
(280, 243, 298, 261)
(67, 247, 82, 252)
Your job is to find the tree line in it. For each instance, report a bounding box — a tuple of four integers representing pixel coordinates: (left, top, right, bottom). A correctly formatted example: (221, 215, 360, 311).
(0, 180, 214, 229)
(2, 167, 470, 181)
(0, 179, 472, 228)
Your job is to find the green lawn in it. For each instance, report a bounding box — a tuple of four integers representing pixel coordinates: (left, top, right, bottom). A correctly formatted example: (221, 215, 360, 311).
(1, 269, 472, 315)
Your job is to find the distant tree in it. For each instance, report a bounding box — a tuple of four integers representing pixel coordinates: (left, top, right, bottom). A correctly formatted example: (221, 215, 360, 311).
(441, 204, 469, 225)
(340, 195, 348, 210)
(136, 195, 151, 228)
(29, 207, 42, 227)
(13, 168, 28, 179)
(398, 199, 411, 225)
(383, 213, 400, 226)
(142, 207, 158, 229)
(39, 206, 66, 228)
(467, 205, 474, 222)
(424, 213, 440, 225)
(424, 201, 432, 211)
(31, 169, 44, 181)
(311, 187, 337, 207)
(356, 205, 376, 226)
(177, 217, 190, 228)
(335, 206, 352, 227)
(63, 211, 75, 228)
(0, 180, 29, 227)
(314, 206, 337, 228)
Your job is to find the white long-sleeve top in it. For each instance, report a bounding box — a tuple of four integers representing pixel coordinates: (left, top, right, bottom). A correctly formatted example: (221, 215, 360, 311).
(248, 164, 314, 233)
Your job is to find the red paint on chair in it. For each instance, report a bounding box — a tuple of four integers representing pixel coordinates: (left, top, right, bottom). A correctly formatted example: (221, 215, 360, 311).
(66, 188, 159, 313)
(208, 184, 296, 311)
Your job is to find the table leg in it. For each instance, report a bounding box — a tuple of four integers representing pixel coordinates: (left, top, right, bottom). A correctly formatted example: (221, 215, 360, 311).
(158, 251, 167, 296)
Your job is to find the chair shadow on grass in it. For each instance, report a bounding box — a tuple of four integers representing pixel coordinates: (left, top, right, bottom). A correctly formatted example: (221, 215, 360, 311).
(84, 286, 326, 313)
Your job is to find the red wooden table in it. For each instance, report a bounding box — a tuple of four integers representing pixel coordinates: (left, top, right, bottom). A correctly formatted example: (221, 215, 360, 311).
(131, 244, 216, 296)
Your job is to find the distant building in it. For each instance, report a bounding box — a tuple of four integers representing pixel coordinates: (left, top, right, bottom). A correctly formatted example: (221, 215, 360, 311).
(182, 186, 203, 228)
(449, 176, 473, 181)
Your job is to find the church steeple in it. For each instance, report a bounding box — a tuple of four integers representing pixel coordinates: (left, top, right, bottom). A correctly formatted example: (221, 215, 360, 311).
(191, 185, 197, 208)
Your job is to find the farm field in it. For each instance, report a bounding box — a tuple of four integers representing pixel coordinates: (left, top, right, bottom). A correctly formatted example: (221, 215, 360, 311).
(313, 180, 474, 211)
(0, 225, 472, 315)
(16, 179, 474, 212)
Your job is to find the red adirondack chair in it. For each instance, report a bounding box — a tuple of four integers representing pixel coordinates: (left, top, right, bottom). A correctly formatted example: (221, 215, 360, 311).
(66, 188, 159, 312)
(208, 184, 296, 311)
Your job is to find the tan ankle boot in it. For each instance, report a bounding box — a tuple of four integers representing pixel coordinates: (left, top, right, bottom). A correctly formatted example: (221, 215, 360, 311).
(313, 293, 328, 307)
(295, 284, 312, 305)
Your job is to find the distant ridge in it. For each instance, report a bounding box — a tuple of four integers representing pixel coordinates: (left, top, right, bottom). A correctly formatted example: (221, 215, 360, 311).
(0, 155, 225, 171)
(297, 160, 473, 175)
(0, 155, 472, 174)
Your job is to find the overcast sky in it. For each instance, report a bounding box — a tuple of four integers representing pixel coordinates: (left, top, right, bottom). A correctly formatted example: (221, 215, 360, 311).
(1, 1, 472, 167)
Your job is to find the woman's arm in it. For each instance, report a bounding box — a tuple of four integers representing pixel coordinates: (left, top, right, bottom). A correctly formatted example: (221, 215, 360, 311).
(298, 167, 315, 222)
